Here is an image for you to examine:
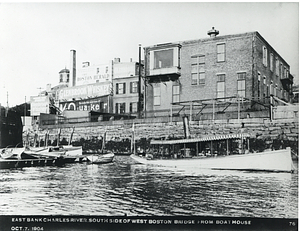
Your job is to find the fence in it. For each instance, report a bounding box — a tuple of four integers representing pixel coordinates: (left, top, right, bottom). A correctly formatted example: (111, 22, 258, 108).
(40, 107, 271, 128)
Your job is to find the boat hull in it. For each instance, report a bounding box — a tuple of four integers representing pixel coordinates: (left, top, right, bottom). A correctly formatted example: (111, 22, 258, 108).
(86, 152, 114, 164)
(0, 157, 66, 169)
(130, 148, 294, 173)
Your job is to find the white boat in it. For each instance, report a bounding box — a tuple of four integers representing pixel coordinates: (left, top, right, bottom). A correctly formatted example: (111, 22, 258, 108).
(130, 134, 295, 173)
(25, 145, 83, 160)
(86, 152, 115, 164)
(0, 147, 26, 159)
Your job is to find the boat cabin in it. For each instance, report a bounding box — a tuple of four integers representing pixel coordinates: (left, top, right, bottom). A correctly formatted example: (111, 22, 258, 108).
(148, 133, 251, 159)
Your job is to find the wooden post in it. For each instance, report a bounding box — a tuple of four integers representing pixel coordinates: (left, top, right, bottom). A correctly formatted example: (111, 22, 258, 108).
(226, 139, 229, 155)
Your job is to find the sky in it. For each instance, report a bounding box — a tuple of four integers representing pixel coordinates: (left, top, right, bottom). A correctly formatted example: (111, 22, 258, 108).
(0, 2, 298, 107)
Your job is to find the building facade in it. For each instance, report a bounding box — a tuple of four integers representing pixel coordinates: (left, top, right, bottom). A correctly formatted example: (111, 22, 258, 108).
(143, 28, 294, 120)
(112, 58, 143, 117)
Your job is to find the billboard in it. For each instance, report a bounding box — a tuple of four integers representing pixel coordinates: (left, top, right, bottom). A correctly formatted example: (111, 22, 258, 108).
(58, 82, 112, 101)
(76, 63, 112, 86)
(59, 96, 109, 113)
(30, 96, 49, 116)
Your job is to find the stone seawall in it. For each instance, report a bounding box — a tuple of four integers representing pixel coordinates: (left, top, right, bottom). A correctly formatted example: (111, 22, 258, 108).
(28, 118, 298, 150)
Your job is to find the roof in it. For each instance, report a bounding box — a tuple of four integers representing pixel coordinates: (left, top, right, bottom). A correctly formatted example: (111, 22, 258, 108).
(150, 133, 251, 145)
(59, 68, 70, 74)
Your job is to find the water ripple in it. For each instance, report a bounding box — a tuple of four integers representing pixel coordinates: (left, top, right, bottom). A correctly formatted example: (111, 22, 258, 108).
(0, 156, 298, 218)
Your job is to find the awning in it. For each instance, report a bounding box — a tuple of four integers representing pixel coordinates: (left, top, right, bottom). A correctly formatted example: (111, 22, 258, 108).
(150, 133, 250, 145)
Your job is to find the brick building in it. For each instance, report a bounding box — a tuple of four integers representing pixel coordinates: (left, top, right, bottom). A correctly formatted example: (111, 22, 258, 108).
(112, 58, 143, 117)
(143, 28, 294, 120)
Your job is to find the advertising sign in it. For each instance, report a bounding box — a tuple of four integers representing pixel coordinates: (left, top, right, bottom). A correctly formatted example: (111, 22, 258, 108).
(30, 96, 49, 116)
(76, 63, 112, 86)
(58, 83, 112, 101)
(59, 96, 108, 113)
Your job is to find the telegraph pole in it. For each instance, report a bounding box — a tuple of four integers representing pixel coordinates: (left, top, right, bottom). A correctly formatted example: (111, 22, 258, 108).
(138, 44, 142, 118)
(24, 96, 26, 126)
(5, 91, 8, 117)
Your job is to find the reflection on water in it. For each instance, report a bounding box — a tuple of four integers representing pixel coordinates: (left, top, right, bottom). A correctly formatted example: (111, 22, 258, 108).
(0, 156, 298, 218)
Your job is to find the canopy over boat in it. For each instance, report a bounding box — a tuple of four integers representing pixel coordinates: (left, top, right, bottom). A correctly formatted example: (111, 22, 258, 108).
(151, 133, 251, 145)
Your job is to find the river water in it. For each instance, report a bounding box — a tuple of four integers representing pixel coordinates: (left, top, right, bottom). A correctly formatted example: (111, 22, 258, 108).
(0, 156, 298, 218)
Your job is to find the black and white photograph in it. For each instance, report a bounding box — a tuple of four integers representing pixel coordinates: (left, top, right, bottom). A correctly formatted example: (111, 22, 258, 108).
(0, 2, 298, 231)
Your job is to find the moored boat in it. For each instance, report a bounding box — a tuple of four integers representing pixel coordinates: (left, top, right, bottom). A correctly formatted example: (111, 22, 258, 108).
(24, 145, 84, 163)
(0, 147, 66, 169)
(86, 152, 115, 164)
(130, 133, 295, 173)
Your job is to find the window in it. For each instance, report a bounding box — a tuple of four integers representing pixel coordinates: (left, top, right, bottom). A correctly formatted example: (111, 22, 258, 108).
(115, 103, 125, 114)
(270, 53, 273, 71)
(280, 63, 283, 78)
(263, 46, 268, 67)
(172, 85, 180, 103)
(270, 81, 274, 95)
(191, 56, 205, 85)
(130, 82, 138, 93)
(154, 49, 173, 69)
(60, 74, 63, 82)
(275, 57, 279, 76)
(217, 74, 225, 99)
(67, 74, 69, 82)
(284, 67, 287, 79)
(153, 85, 161, 106)
(115, 103, 119, 114)
(129, 102, 137, 113)
(237, 72, 246, 98)
(217, 43, 225, 62)
(116, 83, 126, 94)
(258, 72, 261, 100)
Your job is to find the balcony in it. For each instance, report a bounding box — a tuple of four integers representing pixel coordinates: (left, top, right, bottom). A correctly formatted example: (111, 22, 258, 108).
(280, 73, 294, 92)
(147, 66, 181, 83)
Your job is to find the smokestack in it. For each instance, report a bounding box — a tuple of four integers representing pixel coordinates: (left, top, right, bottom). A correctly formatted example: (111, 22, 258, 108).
(207, 27, 219, 37)
(69, 50, 76, 87)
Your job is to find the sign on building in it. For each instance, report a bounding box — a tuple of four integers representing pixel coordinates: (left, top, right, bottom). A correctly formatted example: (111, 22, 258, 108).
(59, 96, 108, 113)
(76, 63, 112, 86)
(58, 83, 112, 101)
(30, 96, 49, 116)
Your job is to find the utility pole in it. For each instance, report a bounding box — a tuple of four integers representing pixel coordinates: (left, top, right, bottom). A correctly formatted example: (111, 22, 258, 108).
(138, 44, 142, 119)
(24, 96, 26, 126)
(5, 91, 8, 117)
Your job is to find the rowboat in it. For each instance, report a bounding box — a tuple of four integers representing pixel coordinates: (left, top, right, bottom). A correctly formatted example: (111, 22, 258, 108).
(24, 145, 83, 163)
(86, 152, 115, 164)
(130, 133, 295, 173)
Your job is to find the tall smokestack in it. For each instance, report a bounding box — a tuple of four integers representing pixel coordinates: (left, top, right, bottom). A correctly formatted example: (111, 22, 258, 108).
(69, 50, 76, 87)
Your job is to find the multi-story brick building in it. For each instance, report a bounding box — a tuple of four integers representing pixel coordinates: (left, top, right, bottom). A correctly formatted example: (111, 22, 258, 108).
(112, 58, 143, 118)
(143, 28, 294, 120)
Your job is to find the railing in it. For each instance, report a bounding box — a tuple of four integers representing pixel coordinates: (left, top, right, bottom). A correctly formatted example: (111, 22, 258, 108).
(40, 107, 271, 127)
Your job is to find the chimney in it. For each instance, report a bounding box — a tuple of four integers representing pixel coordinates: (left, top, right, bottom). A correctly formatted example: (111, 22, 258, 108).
(114, 58, 121, 63)
(82, 62, 90, 68)
(69, 50, 76, 87)
(46, 84, 51, 92)
(207, 27, 219, 37)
